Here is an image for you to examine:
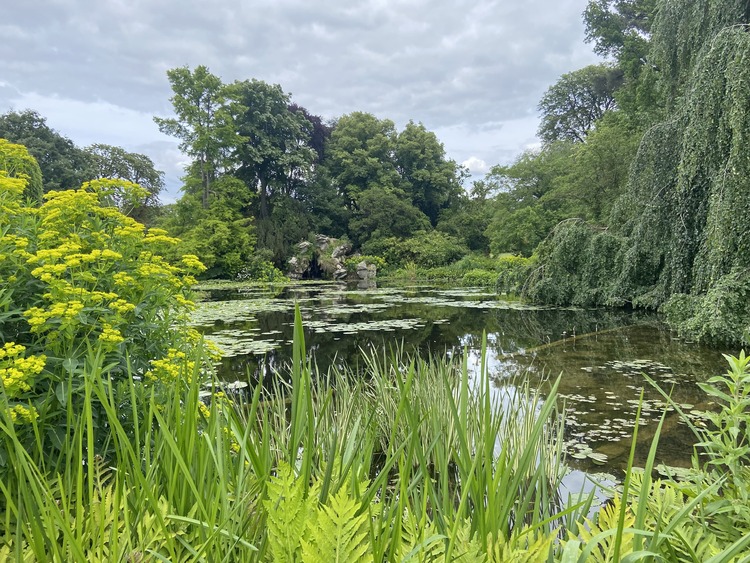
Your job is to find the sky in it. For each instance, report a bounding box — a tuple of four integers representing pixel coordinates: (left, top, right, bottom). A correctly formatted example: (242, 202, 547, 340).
(1, 0, 600, 202)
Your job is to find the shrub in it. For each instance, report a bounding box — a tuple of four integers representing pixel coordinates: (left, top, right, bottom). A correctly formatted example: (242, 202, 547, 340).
(495, 254, 532, 294)
(235, 252, 289, 283)
(0, 151, 207, 462)
(364, 230, 467, 269)
(461, 269, 497, 287)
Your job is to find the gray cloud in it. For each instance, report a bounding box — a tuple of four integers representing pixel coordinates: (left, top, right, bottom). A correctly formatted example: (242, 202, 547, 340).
(2, 0, 599, 197)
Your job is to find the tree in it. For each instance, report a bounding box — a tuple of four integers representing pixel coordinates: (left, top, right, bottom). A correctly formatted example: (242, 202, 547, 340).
(289, 103, 332, 163)
(437, 190, 492, 253)
(83, 143, 164, 217)
(348, 187, 431, 248)
(0, 110, 90, 192)
(527, 0, 750, 345)
(154, 66, 238, 208)
(326, 112, 400, 208)
(486, 202, 554, 256)
(395, 121, 463, 225)
(483, 142, 577, 256)
(159, 176, 258, 278)
(583, 0, 656, 59)
(229, 79, 316, 219)
(537, 64, 623, 144)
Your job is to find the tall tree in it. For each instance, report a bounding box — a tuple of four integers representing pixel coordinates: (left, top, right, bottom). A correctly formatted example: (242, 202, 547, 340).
(583, 0, 656, 59)
(348, 187, 431, 247)
(528, 0, 750, 346)
(395, 121, 463, 225)
(154, 66, 238, 208)
(229, 79, 316, 219)
(325, 112, 400, 208)
(0, 110, 90, 192)
(83, 143, 164, 215)
(537, 64, 623, 144)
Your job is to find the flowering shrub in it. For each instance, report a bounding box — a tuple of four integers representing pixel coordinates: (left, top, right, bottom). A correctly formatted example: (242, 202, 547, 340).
(1, 142, 209, 455)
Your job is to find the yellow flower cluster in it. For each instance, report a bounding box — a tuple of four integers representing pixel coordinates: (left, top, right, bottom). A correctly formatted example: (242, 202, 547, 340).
(181, 254, 207, 273)
(198, 401, 211, 419)
(145, 348, 196, 383)
(222, 425, 241, 454)
(113, 272, 136, 287)
(24, 301, 84, 334)
(109, 299, 136, 315)
(0, 234, 30, 251)
(0, 342, 46, 397)
(144, 228, 179, 246)
(8, 404, 39, 424)
(98, 323, 125, 346)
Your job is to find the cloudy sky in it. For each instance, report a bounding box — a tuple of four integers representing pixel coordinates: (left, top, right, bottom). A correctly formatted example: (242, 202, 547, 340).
(1, 0, 599, 201)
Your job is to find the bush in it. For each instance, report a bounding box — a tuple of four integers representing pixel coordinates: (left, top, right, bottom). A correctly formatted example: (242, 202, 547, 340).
(661, 269, 750, 346)
(461, 269, 497, 287)
(235, 251, 288, 283)
(1, 155, 207, 462)
(495, 255, 532, 294)
(364, 230, 467, 269)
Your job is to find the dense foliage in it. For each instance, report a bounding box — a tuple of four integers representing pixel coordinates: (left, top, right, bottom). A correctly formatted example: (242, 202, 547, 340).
(525, 0, 750, 346)
(0, 143, 206, 462)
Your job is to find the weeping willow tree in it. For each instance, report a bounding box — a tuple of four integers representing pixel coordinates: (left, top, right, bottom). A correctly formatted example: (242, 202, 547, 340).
(0, 138, 43, 203)
(528, 0, 750, 345)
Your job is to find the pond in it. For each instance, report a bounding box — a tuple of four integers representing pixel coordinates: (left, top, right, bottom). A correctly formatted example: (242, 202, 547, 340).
(191, 280, 728, 480)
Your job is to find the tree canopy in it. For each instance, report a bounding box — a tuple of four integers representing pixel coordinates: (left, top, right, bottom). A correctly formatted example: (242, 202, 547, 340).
(528, 0, 750, 346)
(537, 64, 623, 144)
(0, 110, 90, 192)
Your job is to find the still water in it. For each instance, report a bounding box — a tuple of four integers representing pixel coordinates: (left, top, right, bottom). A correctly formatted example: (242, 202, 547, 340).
(192, 281, 728, 477)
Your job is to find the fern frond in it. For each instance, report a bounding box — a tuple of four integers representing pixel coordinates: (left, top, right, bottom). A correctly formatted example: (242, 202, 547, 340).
(567, 495, 636, 563)
(263, 462, 315, 562)
(301, 486, 371, 562)
(398, 511, 446, 562)
(487, 528, 554, 563)
(447, 521, 486, 563)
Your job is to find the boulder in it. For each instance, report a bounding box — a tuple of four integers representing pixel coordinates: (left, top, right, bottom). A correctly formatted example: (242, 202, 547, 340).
(356, 260, 377, 281)
(331, 242, 352, 259)
(287, 235, 357, 280)
(287, 256, 309, 280)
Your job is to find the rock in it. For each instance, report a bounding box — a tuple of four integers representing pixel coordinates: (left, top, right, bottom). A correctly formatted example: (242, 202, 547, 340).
(287, 234, 357, 280)
(316, 234, 332, 251)
(287, 256, 308, 280)
(356, 260, 377, 281)
(331, 242, 352, 259)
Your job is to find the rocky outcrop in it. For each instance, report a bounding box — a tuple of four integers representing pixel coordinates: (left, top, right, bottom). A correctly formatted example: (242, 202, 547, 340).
(288, 235, 358, 281)
(356, 260, 376, 281)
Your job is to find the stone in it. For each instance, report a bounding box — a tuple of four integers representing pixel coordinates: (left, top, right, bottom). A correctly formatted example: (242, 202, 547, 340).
(356, 260, 377, 281)
(331, 242, 352, 259)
